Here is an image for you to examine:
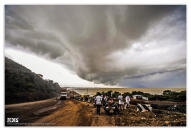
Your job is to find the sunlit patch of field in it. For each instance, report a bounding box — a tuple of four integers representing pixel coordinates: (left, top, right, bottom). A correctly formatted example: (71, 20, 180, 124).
(71, 88, 186, 96)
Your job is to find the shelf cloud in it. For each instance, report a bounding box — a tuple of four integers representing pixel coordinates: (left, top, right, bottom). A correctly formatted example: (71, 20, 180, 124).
(5, 5, 186, 87)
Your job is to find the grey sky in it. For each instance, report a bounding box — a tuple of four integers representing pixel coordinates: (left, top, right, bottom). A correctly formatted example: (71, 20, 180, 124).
(5, 5, 186, 88)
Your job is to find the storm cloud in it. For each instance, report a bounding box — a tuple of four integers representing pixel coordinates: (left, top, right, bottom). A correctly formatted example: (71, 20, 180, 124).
(5, 5, 186, 86)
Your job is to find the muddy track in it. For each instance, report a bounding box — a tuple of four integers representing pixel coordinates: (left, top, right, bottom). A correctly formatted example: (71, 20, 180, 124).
(5, 99, 186, 126)
(33, 100, 115, 126)
(77, 104, 92, 126)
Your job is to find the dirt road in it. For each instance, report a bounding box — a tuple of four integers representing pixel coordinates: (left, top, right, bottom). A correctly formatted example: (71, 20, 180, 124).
(5, 99, 186, 126)
(33, 100, 115, 126)
(33, 100, 186, 126)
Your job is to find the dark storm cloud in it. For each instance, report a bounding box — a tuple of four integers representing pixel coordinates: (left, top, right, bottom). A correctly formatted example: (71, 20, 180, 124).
(5, 5, 186, 85)
(119, 70, 186, 88)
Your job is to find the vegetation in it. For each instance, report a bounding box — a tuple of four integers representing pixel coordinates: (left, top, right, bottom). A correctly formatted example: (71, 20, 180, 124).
(5, 57, 61, 104)
(96, 90, 186, 102)
(149, 90, 186, 102)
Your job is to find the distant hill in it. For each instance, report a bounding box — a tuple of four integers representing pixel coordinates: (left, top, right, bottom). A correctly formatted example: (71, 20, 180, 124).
(5, 57, 61, 104)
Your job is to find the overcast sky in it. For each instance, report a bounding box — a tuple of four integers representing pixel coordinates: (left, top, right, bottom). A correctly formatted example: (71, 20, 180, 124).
(5, 5, 186, 88)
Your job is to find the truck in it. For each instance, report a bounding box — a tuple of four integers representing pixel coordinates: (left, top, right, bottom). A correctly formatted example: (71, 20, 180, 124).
(60, 92, 67, 100)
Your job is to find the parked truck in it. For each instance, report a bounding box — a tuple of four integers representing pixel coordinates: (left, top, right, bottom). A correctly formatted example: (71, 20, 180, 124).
(60, 92, 67, 100)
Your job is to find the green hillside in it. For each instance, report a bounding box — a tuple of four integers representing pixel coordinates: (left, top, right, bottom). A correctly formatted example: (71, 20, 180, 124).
(5, 57, 61, 104)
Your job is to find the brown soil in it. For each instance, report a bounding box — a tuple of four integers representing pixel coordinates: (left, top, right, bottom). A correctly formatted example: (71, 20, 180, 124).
(33, 100, 114, 126)
(5, 99, 186, 126)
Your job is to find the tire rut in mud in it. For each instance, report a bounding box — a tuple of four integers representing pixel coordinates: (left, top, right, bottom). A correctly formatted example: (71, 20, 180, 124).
(76, 103, 92, 126)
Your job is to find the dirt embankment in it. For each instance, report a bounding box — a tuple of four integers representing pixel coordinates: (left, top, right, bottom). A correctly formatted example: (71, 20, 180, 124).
(5, 99, 186, 126)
